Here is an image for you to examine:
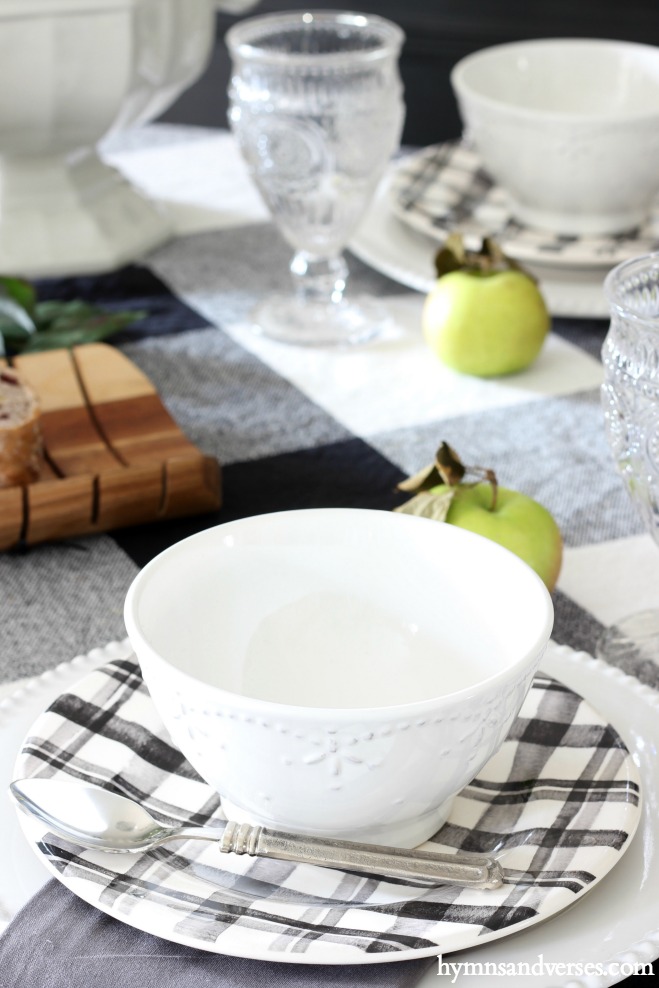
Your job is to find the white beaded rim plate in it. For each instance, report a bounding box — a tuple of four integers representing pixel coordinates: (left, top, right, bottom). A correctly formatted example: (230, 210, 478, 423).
(10, 642, 641, 965)
(389, 142, 659, 270)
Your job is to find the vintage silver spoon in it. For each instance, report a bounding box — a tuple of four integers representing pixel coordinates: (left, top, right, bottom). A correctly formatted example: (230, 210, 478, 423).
(10, 778, 503, 890)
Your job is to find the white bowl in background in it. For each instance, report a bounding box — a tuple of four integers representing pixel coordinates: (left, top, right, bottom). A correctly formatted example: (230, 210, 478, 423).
(451, 38, 659, 236)
(124, 508, 553, 848)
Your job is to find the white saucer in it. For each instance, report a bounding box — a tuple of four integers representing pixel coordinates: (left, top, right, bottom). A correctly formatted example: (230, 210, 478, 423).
(349, 174, 612, 319)
(5, 641, 645, 971)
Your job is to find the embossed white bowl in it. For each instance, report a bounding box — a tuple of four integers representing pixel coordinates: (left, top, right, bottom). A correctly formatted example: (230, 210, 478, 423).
(451, 39, 659, 236)
(124, 508, 553, 847)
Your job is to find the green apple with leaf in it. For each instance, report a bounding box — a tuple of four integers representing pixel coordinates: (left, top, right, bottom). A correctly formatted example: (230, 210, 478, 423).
(396, 442, 562, 591)
(422, 235, 550, 377)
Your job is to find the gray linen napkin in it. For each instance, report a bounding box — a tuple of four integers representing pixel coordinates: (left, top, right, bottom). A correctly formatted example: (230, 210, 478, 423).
(0, 881, 435, 988)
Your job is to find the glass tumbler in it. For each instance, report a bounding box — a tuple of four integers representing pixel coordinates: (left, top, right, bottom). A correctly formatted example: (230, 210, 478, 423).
(599, 252, 659, 662)
(226, 10, 405, 346)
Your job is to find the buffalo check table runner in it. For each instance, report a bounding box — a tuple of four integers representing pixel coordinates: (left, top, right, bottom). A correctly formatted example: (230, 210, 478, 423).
(1, 130, 657, 689)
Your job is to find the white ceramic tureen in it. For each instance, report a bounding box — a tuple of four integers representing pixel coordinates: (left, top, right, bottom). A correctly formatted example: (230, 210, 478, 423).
(0, 0, 256, 277)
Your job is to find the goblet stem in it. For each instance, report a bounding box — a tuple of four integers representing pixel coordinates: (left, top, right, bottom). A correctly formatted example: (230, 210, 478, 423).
(290, 251, 347, 306)
(251, 249, 390, 347)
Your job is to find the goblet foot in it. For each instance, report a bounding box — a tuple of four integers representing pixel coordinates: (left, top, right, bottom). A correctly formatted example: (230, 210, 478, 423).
(596, 608, 659, 665)
(251, 294, 391, 347)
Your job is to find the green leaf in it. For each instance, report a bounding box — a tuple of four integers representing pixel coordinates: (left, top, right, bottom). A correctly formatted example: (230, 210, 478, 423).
(24, 312, 145, 353)
(19, 312, 147, 353)
(34, 300, 99, 328)
(0, 270, 148, 354)
(393, 488, 456, 522)
(0, 276, 37, 315)
(0, 320, 35, 344)
(0, 297, 37, 345)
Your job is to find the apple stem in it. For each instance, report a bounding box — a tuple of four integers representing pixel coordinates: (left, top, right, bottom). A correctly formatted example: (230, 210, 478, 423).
(484, 469, 498, 511)
(466, 466, 498, 510)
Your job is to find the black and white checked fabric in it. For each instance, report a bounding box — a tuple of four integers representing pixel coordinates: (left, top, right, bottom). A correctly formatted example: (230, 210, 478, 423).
(13, 651, 640, 963)
(390, 141, 659, 267)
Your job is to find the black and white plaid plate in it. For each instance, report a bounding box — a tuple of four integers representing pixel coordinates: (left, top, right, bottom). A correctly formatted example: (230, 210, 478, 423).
(390, 142, 659, 269)
(13, 653, 641, 965)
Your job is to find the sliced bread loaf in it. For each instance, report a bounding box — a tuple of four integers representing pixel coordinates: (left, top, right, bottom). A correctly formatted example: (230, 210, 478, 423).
(0, 368, 43, 487)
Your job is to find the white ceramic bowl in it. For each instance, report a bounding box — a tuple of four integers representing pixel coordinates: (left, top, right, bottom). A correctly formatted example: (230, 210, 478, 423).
(451, 38, 659, 236)
(124, 508, 554, 847)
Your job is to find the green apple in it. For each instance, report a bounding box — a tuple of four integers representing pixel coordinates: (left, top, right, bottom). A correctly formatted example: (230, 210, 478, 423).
(422, 268, 550, 377)
(395, 441, 562, 590)
(431, 481, 562, 591)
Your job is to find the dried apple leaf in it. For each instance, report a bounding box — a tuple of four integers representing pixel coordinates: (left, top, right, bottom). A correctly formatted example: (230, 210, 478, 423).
(434, 232, 467, 279)
(435, 442, 466, 486)
(396, 462, 442, 493)
(394, 488, 455, 522)
(395, 442, 500, 517)
(398, 441, 469, 494)
(433, 233, 538, 282)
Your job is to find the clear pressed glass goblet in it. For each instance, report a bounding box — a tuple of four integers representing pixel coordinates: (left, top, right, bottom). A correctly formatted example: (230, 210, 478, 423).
(599, 252, 659, 662)
(226, 10, 405, 346)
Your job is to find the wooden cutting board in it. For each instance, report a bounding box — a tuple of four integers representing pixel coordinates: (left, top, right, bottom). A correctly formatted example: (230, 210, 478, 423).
(0, 343, 221, 550)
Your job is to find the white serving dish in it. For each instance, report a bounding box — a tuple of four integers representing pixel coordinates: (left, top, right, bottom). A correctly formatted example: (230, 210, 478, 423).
(0, 0, 256, 276)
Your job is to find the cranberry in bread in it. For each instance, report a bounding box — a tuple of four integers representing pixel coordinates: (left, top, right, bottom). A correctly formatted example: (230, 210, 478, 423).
(0, 368, 43, 487)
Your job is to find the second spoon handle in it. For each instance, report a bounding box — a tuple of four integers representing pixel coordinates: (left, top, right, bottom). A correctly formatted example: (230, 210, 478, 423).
(219, 821, 503, 889)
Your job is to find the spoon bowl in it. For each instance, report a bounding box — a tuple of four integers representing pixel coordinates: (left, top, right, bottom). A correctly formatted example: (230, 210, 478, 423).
(10, 777, 217, 851)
